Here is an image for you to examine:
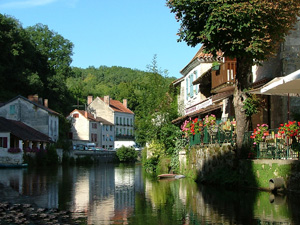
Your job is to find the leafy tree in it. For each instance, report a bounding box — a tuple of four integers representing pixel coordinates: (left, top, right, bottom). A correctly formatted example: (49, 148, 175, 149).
(0, 14, 48, 99)
(167, 0, 300, 157)
(26, 24, 75, 114)
(116, 146, 138, 162)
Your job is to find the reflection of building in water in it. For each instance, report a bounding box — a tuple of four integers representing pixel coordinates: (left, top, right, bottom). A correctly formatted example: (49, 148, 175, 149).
(114, 167, 135, 211)
(87, 164, 116, 225)
(0, 168, 60, 209)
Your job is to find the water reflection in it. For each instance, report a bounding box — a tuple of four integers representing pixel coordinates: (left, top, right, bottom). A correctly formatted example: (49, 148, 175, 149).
(0, 164, 299, 224)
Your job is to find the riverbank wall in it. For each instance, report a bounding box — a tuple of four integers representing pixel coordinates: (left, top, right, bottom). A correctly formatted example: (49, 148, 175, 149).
(179, 144, 300, 192)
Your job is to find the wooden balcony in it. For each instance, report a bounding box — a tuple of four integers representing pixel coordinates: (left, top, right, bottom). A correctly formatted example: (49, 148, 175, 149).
(211, 58, 236, 92)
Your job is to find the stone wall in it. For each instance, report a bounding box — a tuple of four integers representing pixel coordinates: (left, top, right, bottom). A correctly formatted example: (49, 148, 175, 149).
(180, 144, 300, 192)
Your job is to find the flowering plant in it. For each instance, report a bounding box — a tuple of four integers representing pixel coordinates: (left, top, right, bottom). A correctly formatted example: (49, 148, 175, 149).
(181, 117, 204, 136)
(8, 147, 22, 154)
(278, 121, 300, 139)
(250, 124, 269, 145)
(203, 114, 216, 129)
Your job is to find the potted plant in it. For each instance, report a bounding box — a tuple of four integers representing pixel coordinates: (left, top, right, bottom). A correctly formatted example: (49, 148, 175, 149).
(212, 61, 220, 71)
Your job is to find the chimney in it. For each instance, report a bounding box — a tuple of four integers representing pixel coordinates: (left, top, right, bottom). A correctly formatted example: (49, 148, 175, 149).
(87, 95, 93, 105)
(123, 99, 127, 108)
(104, 96, 110, 105)
(28, 94, 38, 103)
(44, 99, 48, 108)
(85, 111, 88, 118)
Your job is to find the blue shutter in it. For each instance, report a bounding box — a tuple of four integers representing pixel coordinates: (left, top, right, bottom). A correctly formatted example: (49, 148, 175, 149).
(190, 74, 194, 97)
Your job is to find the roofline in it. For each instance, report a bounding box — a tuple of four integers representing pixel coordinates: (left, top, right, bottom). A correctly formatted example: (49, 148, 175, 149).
(3, 95, 60, 116)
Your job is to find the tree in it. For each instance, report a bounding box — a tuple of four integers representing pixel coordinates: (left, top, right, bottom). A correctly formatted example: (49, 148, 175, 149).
(0, 14, 48, 99)
(167, 0, 300, 157)
(26, 24, 75, 114)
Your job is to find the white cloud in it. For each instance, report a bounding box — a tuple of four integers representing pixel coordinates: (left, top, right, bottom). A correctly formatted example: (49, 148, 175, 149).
(0, 0, 58, 8)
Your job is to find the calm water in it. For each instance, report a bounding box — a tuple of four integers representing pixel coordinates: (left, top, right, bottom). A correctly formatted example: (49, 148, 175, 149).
(0, 163, 299, 225)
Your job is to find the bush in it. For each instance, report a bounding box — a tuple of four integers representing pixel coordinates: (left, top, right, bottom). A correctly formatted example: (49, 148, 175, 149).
(116, 146, 138, 162)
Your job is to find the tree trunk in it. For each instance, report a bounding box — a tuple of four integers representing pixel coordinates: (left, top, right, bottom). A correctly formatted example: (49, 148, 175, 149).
(233, 56, 252, 158)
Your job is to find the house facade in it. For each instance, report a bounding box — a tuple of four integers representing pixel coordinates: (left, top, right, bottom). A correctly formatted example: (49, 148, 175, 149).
(87, 96, 135, 147)
(68, 109, 104, 148)
(0, 95, 59, 142)
(0, 116, 52, 165)
(172, 46, 236, 125)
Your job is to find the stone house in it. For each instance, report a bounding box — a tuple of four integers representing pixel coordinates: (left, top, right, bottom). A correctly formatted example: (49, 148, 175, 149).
(0, 95, 59, 142)
(67, 109, 114, 149)
(87, 96, 135, 146)
(251, 20, 300, 128)
(0, 117, 51, 165)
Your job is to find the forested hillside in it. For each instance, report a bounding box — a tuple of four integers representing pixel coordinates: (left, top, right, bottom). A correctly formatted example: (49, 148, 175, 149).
(0, 13, 180, 145)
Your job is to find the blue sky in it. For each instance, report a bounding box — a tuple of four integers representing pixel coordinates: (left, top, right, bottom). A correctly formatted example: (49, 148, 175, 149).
(0, 0, 200, 78)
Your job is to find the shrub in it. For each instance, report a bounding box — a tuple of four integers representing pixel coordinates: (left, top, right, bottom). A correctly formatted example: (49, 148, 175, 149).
(116, 146, 138, 162)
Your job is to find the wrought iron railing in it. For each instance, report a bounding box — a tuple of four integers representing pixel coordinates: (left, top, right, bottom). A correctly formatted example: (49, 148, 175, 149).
(244, 129, 299, 159)
(189, 126, 299, 159)
(189, 120, 236, 146)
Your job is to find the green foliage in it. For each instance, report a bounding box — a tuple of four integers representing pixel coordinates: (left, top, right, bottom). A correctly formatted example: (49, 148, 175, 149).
(116, 146, 138, 162)
(243, 92, 262, 117)
(143, 156, 159, 174)
(23, 145, 59, 167)
(170, 138, 188, 173)
(167, 0, 300, 60)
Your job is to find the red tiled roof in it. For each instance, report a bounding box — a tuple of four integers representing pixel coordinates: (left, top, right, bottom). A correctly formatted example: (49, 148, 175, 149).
(77, 110, 99, 122)
(191, 45, 223, 62)
(0, 117, 52, 142)
(100, 98, 134, 114)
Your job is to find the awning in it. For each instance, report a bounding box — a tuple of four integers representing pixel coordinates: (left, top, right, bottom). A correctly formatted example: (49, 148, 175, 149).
(249, 69, 300, 96)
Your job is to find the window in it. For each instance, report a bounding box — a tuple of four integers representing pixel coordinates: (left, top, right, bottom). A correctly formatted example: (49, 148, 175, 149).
(116, 128, 118, 135)
(110, 135, 113, 141)
(102, 135, 105, 141)
(131, 118, 133, 126)
(127, 129, 129, 135)
(116, 117, 119, 124)
(123, 118, 125, 125)
(91, 133, 97, 142)
(110, 126, 112, 131)
(73, 113, 79, 118)
(106, 125, 109, 131)
(10, 105, 15, 115)
(92, 123, 97, 129)
(127, 118, 129, 125)
(0, 137, 7, 148)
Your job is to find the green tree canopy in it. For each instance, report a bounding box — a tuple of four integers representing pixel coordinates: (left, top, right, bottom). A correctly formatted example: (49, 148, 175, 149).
(25, 23, 75, 113)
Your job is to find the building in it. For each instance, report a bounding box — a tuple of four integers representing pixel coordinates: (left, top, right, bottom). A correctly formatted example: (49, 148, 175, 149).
(87, 96, 135, 148)
(172, 46, 236, 126)
(67, 109, 115, 149)
(251, 20, 300, 128)
(0, 95, 59, 142)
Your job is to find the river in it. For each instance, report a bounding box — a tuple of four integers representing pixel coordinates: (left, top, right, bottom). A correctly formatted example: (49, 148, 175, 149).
(0, 163, 299, 225)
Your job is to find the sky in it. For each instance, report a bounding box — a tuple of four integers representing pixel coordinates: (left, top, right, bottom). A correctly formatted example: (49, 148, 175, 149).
(0, 0, 201, 78)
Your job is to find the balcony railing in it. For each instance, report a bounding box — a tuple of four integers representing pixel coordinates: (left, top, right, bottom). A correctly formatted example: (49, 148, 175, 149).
(189, 126, 299, 160)
(211, 61, 236, 90)
(244, 129, 299, 159)
(189, 120, 236, 146)
(116, 134, 134, 140)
